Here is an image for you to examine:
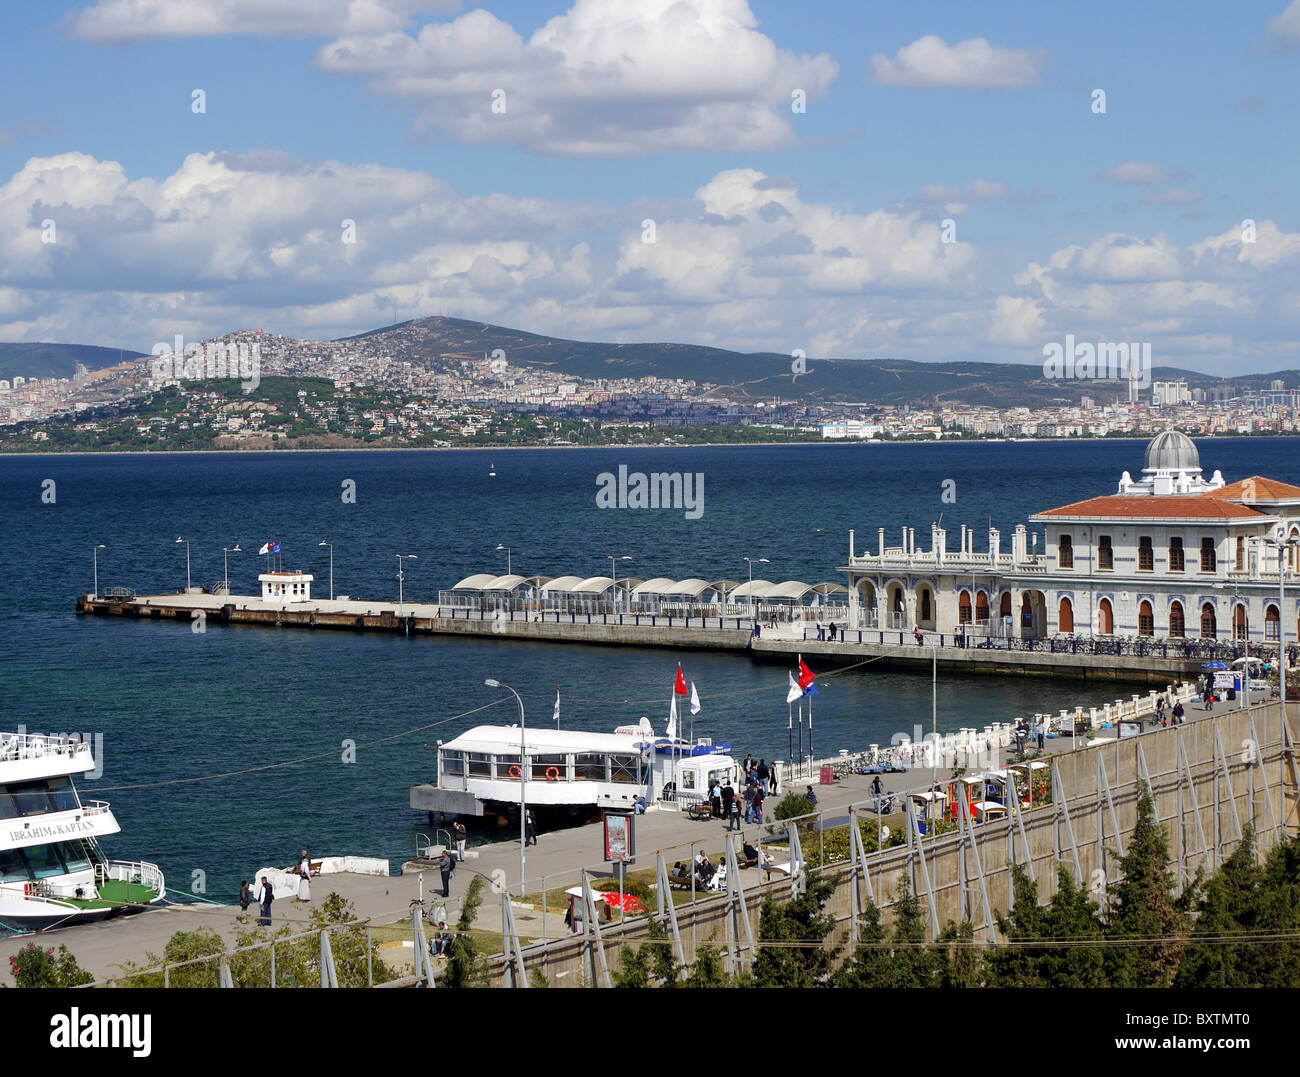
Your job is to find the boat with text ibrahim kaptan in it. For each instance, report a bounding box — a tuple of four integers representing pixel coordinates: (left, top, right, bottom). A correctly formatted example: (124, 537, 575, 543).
(0, 731, 165, 930)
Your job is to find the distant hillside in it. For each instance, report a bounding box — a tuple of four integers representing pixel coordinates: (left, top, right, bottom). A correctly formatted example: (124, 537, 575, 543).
(0, 342, 146, 382)
(338, 316, 1297, 407)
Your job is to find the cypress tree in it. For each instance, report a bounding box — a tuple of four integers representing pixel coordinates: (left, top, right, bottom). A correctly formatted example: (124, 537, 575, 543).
(1250, 834, 1300, 987)
(1105, 784, 1187, 987)
(835, 898, 891, 987)
(752, 871, 838, 987)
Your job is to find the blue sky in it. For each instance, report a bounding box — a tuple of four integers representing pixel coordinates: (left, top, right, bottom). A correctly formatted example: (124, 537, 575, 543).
(1, 0, 1298, 375)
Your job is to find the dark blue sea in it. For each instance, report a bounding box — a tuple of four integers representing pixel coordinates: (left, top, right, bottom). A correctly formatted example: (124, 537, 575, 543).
(1, 438, 1297, 899)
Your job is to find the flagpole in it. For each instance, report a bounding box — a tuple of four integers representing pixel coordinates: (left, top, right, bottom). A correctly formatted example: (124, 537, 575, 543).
(787, 698, 793, 772)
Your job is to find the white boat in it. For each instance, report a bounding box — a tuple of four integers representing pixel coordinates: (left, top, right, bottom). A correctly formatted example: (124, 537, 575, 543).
(0, 731, 165, 929)
(410, 719, 740, 821)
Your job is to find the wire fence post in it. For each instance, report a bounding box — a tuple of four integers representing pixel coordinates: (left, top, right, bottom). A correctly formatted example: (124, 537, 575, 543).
(367, 927, 373, 987)
(270, 940, 276, 988)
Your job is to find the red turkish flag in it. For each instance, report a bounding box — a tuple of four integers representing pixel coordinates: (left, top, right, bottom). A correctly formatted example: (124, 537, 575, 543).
(674, 664, 688, 695)
(797, 658, 817, 691)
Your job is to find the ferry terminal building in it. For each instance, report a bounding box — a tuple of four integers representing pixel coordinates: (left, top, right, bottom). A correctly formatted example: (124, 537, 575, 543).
(841, 431, 1300, 647)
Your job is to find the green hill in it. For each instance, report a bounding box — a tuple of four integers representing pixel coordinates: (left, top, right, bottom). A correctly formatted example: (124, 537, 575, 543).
(0, 342, 146, 382)
(338, 316, 1296, 407)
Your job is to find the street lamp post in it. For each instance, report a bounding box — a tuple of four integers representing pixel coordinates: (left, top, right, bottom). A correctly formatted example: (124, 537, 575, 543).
(175, 537, 190, 592)
(1215, 580, 1247, 710)
(396, 554, 418, 613)
(496, 544, 512, 577)
(318, 541, 334, 600)
(1258, 532, 1298, 724)
(222, 544, 242, 596)
(743, 557, 769, 626)
(607, 555, 631, 615)
(485, 678, 527, 897)
(92, 544, 105, 599)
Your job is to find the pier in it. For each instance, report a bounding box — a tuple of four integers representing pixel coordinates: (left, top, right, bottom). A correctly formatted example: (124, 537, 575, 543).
(77, 591, 1208, 683)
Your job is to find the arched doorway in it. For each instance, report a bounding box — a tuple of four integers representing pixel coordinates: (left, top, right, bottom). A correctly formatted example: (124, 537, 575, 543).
(855, 580, 877, 628)
(1138, 600, 1154, 637)
(1234, 603, 1247, 641)
(887, 583, 905, 630)
(1058, 597, 1074, 633)
(914, 584, 936, 630)
(1201, 602, 1216, 640)
(1169, 601, 1185, 638)
(1021, 590, 1047, 638)
(1266, 603, 1280, 643)
(1098, 598, 1114, 636)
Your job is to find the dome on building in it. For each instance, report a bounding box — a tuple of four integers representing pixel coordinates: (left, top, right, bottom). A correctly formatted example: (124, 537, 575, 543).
(1143, 429, 1200, 473)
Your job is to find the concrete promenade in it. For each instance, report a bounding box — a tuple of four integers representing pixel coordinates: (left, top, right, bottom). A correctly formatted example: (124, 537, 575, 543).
(79, 591, 1204, 683)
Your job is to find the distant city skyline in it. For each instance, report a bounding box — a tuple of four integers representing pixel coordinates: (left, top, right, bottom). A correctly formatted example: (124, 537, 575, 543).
(1, 1, 1298, 376)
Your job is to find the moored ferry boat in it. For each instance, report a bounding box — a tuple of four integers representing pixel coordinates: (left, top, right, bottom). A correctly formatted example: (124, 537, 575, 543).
(0, 731, 165, 929)
(410, 718, 740, 823)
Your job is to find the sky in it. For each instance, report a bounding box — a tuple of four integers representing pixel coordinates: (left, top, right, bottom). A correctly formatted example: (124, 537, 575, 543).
(1, 0, 1298, 376)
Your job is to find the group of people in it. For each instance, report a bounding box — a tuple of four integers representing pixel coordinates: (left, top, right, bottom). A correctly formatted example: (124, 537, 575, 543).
(1155, 695, 1187, 726)
(814, 622, 841, 642)
(238, 848, 316, 927)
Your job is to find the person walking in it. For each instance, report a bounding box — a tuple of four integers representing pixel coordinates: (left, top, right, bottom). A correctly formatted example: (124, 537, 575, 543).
(726, 785, 740, 830)
(238, 880, 253, 924)
(1035, 719, 1045, 752)
(756, 759, 769, 790)
(525, 807, 538, 846)
(296, 849, 312, 902)
(453, 820, 467, 861)
(438, 848, 456, 897)
(258, 875, 274, 926)
(1173, 699, 1185, 724)
(769, 761, 780, 795)
(710, 779, 722, 818)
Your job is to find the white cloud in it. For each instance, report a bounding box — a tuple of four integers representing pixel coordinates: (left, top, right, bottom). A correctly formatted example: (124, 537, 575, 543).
(315, 0, 838, 155)
(1093, 161, 1188, 184)
(870, 36, 1043, 88)
(67, 0, 453, 41)
(991, 223, 1300, 371)
(918, 179, 1011, 203)
(1267, 1, 1300, 48)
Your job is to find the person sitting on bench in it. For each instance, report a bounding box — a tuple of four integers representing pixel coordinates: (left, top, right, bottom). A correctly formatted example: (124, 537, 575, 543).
(694, 851, 715, 884)
(742, 840, 759, 863)
(805, 784, 819, 808)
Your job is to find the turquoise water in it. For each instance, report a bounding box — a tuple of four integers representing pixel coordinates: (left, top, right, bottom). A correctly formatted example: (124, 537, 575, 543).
(1, 439, 1296, 897)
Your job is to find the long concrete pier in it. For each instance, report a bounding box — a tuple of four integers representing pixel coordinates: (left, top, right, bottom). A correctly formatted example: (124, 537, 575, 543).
(77, 591, 1203, 683)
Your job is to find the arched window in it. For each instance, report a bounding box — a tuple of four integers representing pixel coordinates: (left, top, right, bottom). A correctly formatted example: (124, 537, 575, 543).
(1138, 600, 1154, 637)
(1200, 538, 1217, 573)
(1001, 592, 1012, 618)
(1058, 535, 1073, 569)
(1138, 537, 1153, 572)
(920, 589, 932, 621)
(1266, 603, 1280, 642)
(1169, 537, 1185, 572)
(975, 592, 989, 623)
(1201, 602, 1217, 639)
(1098, 598, 1114, 635)
(1234, 603, 1247, 641)
(958, 591, 971, 624)
(1058, 597, 1074, 633)
(1098, 536, 1113, 571)
(1169, 601, 1185, 638)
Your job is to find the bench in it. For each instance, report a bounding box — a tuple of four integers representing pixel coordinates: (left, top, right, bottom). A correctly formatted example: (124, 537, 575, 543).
(667, 862, 694, 890)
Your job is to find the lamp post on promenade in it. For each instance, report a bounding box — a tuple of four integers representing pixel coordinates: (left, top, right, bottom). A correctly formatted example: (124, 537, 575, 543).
(485, 678, 527, 897)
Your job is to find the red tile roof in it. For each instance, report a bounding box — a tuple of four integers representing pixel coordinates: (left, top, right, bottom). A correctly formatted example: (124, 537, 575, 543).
(1198, 476, 1300, 501)
(1032, 495, 1269, 522)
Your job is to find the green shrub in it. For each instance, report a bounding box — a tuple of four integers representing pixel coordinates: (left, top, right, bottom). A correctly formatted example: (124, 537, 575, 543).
(8, 943, 93, 988)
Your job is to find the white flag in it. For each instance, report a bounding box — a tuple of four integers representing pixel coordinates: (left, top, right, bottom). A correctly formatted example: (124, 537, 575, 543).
(258, 542, 271, 556)
(786, 672, 803, 705)
(689, 682, 701, 716)
(667, 694, 678, 740)
(552, 688, 560, 726)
